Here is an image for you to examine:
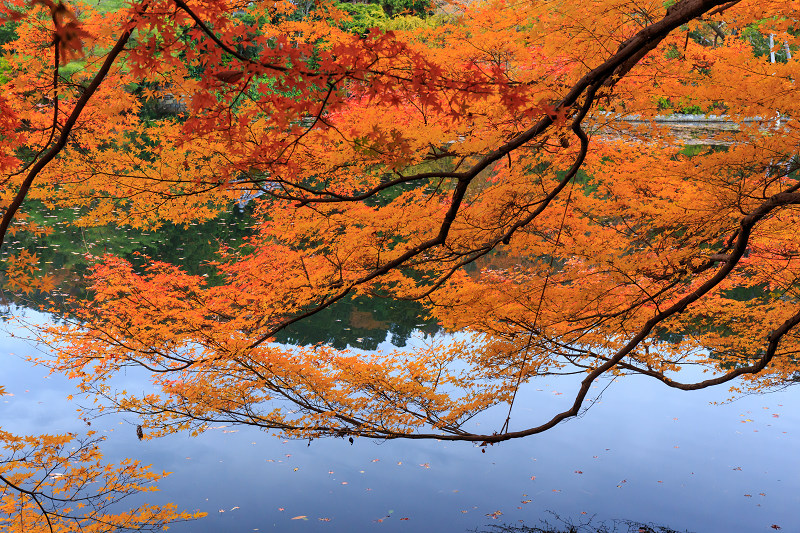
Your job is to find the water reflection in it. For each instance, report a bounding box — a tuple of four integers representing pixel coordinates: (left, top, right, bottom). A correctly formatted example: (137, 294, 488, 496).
(3, 310, 800, 533)
(471, 514, 692, 532)
(2, 203, 799, 532)
(273, 294, 439, 349)
(1, 202, 439, 349)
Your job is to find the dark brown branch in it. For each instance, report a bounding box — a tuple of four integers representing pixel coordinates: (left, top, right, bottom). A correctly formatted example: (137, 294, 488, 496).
(707, 0, 742, 16)
(0, 473, 54, 533)
(0, 5, 148, 254)
(244, 0, 733, 344)
(172, 0, 291, 74)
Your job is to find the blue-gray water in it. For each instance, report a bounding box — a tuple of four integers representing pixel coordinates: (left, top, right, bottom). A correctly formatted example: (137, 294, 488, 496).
(2, 309, 799, 532)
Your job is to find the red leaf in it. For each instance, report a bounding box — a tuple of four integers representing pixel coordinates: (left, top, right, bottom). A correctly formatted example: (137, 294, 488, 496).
(214, 70, 245, 84)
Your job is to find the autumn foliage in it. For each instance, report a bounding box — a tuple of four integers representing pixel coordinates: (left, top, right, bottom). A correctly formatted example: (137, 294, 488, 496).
(2, 0, 800, 526)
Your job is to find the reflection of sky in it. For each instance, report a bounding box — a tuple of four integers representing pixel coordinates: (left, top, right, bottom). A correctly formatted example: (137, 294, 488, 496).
(2, 311, 800, 533)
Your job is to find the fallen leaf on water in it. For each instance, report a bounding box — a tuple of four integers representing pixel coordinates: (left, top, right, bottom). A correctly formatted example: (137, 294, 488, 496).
(419, 463, 430, 468)
(400, 517, 409, 520)
(771, 525, 781, 530)
(372, 459, 380, 462)
(733, 467, 742, 471)
(744, 494, 752, 497)
(574, 470, 583, 474)
(230, 506, 240, 511)
(521, 500, 531, 504)
(530, 476, 536, 480)
(291, 516, 308, 520)
(278, 508, 285, 511)
(318, 518, 331, 522)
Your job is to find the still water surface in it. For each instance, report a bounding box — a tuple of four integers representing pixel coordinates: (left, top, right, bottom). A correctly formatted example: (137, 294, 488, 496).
(2, 306, 799, 533)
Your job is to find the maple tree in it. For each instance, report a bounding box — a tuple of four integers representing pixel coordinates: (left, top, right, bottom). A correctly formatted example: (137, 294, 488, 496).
(0, 2, 798, 516)
(0, 387, 202, 532)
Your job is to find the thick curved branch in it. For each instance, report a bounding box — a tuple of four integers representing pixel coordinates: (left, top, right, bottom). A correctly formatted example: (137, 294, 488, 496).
(0, 5, 148, 254)
(251, 190, 800, 442)
(172, 0, 291, 74)
(0, 473, 55, 533)
(472, 190, 800, 442)
(247, 174, 473, 348)
(244, 0, 733, 344)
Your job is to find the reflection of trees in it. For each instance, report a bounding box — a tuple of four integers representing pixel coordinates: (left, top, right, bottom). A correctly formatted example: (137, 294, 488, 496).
(2, 201, 439, 346)
(1, 202, 254, 310)
(470, 513, 692, 533)
(273, 294, 440, 349)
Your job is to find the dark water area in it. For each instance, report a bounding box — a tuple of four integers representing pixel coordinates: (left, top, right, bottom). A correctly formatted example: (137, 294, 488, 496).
(272, 294, 439, 350)
(0, 202, 439, 351)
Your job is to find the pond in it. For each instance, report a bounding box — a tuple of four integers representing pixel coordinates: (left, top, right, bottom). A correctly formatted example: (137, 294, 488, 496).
(2, 302, 800, 533)
(2, 203, 799, 532)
